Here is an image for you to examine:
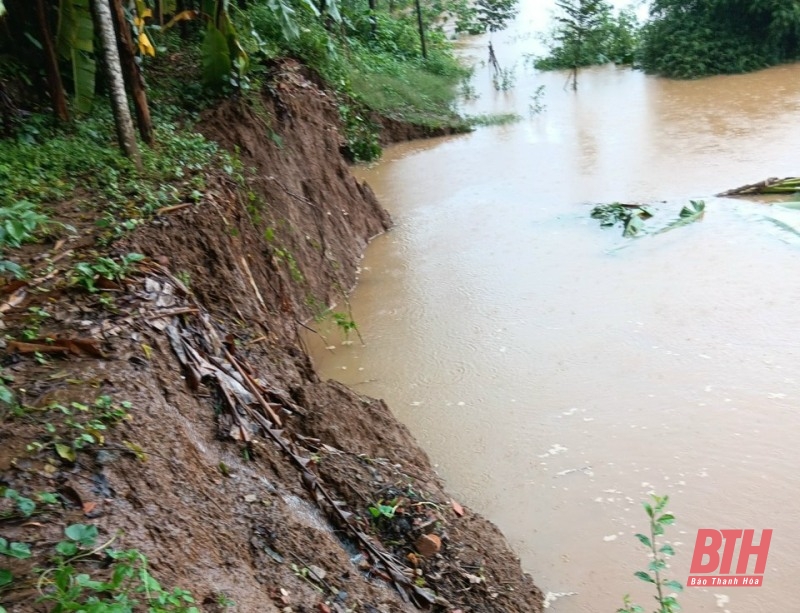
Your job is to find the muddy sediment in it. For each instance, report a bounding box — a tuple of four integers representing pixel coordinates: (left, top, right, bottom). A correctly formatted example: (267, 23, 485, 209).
(0, 61, 543, 612)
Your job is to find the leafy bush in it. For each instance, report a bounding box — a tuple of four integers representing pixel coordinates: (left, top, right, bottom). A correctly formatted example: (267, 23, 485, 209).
(638, 0, 800, 78)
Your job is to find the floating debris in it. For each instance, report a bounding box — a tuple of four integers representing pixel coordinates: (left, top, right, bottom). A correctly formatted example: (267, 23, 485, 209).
(591, 200, 705, 238)
(717, 176, 800, 196)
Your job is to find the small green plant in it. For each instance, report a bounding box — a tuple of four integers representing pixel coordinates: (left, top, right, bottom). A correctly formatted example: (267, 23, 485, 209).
(0, 370, 14, 406)
(1, 488, 60, 520)
(0, 535, 32, 589)
(21, 306, 51, 340)
(0, 201, 68, 249)
(2, 488, 36, 518)
(24, 396, 132, 462)
(332, 312, 357, 340)
(368, 500, 399, 520)
(30, 523, 201, 612)
(618, 494, 683, 613)
(71, 253, 145, 292)
(529, 84, 546, 116)
(492, 65, 516, 91)
(273, 247, 304, 283)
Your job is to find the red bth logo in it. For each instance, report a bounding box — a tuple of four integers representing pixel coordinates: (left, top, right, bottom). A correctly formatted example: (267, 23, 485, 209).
(687, 529, 772, 587)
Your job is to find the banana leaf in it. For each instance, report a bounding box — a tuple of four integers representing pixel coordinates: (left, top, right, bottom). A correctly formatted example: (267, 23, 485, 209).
(201, 23, 231, 89)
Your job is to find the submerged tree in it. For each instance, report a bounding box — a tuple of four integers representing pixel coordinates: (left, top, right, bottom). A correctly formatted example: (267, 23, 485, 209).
(553, 0, 609, 90)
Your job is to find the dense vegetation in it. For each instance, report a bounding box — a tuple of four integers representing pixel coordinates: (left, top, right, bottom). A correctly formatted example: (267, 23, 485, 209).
(639, 0, 800, 78)
(537, 0, 800, 80)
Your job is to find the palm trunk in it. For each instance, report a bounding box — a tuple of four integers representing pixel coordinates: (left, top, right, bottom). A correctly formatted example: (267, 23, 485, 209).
(110, 0, 154, 145)
(93, 0, 142, 168)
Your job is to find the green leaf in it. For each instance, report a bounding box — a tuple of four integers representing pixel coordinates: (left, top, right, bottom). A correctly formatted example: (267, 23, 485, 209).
(55, 540, 78, 556)
(648, 558, 667, 572)
(642, 502, 654, 518)
(72, 50, 96, 113)
(55, 443, 77, 462)
(0, 569, 12, 588)
(0, 384, 13, 405)
(7, 541, 31, 559)
(634, 570, 654, 584)
(201, 25, 231, 89)
(657, 513, 675, 525)
(38, 492, 59, 505)
(65, 523, 98, 547)
(664, 579, 684, 592)
(0, 0, 6, 18)
(654, 494, 669, 513)
(15, 495, 35, 517)
(634, 533, 652, 548)
(659, 543, 675, 556)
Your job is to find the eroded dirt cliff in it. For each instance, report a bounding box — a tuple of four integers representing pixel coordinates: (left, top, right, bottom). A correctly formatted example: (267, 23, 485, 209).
(0, 61, 543, 612)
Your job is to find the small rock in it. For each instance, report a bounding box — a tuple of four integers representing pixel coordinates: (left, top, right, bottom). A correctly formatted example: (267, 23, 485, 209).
(308, 565, 326, 581)
(318, 604, 331, 613)
(244, 494, 257, 503)
(415, 534, 441, 557)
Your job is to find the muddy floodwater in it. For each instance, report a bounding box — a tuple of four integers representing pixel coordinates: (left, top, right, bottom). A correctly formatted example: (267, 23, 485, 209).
(306, 2, 800, 611)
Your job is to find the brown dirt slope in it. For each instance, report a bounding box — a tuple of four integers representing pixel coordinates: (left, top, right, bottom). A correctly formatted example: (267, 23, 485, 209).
(0, 60, 544, 613)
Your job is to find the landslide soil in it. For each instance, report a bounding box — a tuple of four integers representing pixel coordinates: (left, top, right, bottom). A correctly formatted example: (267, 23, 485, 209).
(0, 61, 544, 613)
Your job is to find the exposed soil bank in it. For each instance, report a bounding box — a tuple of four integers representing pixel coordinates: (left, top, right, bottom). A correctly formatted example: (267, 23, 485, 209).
(0, 61, 542, 612)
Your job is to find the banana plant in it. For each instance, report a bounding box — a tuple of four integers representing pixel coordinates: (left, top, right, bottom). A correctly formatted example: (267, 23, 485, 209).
(56, 0, 97, 112)
(161, 0, 248, 88)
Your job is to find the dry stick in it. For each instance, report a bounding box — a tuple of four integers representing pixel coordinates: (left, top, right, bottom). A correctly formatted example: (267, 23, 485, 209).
(239, 256, 267, 311)
(155, 203, 194, 215)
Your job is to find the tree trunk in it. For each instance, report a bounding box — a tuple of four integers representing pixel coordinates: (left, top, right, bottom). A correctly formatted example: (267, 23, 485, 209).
(35, 0, 69, 122)
(93, 0, 142, 168)
(368, 0, 376, 38)
(414, 0, 426, 59)
(109, 0, 154, 145)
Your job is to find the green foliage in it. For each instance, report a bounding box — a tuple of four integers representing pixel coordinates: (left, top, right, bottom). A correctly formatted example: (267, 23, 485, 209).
(534, 3, 639, 72)
(23, 395, 132, 463)
(27, 524, 200, 612)
(368, 500, 399, 520)
(454, 0, 519, 35)
(0, 371, 14, 406)
(2, 488, 38, 518)
(619, 495, 683, 613)
(0, 109, 230, 248)
(639, 0, 800, 78)
(71, 253, 145, 293)
(56, 0, 97, 111)
(332, 312, 357, 339)
(0, 201, 70, 249)
(246, 0, 467, 154)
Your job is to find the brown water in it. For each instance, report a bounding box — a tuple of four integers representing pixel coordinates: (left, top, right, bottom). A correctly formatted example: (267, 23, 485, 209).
(306, 4, 800, 611)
